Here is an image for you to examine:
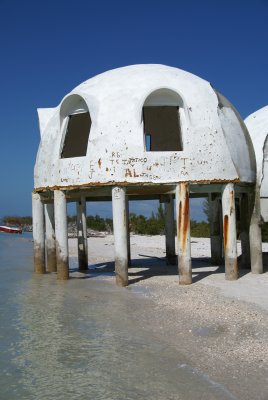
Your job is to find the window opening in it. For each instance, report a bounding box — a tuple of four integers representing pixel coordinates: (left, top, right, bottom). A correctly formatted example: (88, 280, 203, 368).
(143, 105, 182, 152)
(61, 112, 91, 158)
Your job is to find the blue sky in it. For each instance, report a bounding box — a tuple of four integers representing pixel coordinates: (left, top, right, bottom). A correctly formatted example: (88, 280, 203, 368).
(0, 0, 267, 220)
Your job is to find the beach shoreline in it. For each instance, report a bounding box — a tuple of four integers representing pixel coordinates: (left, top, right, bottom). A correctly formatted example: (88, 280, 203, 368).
(69, 234, 268, 399)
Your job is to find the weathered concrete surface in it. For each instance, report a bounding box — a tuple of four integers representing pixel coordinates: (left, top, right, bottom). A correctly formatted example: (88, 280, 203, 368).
(76, 196, 88, 270)
(112, 186, 128, 286)
(245, 106, 268, 221)
(176, 183, 192, 284)
(249, 188, 263, 274)
(54, 190, 69, 280)
(44, 203, 57, 272)
(240, 193, 251, 268)
(32, 193, 45, 274)
(34, 65, 255, 191)
(222, 183, 238, 280)
(125, 195, 131, 265)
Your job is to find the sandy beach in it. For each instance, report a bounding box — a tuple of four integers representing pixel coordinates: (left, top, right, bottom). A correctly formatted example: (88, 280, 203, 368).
(69, 234, 268, 399)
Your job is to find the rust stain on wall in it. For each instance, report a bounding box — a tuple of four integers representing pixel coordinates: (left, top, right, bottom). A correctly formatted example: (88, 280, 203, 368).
(98, 158, 102, 168)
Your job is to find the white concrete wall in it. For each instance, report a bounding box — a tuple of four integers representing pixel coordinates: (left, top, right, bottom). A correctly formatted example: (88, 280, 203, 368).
(245, 105, 268, 221)
(34, 65, 255, 190)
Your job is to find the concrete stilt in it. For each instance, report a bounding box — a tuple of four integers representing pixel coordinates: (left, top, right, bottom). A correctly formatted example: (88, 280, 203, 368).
(176, 183, 192, 284)
(44, 203, 57, 272)
(249, 187, 263, 274)
(240, 193, 251, 268)
(76, 196, 88, 270)
(209, 194, 223, 265)
(125, 195, 131, 266)
(221, 183, 238, 280)
(32, 192, 45, 274)
(112, 186, 128, 286)
(54, 190, 69, 280)
(165, 195, 176, 265)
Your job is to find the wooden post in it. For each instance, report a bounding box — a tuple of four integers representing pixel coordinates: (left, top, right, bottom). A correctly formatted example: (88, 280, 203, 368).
(112, 186, 128, 286)
(249, 186, 263, 274)
(76, 196, 88, 270)
(32, 192, 45, 274)
(165, 195, 176, 265)
(44, 203, 57, 272)
(209, 194, 223, 265)
(176, 183, 192, 284)
(240, 193, 251, 268)
(54, 190, 69, 280)
(222, 183, 238, 280)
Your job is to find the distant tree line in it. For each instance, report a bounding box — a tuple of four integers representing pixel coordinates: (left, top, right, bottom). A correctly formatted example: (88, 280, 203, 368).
(3, 210, 268, 240)
(2, 216, 32, 226)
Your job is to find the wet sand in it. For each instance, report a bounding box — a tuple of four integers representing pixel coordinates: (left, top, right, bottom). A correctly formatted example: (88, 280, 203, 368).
(69, 234, 268, 400)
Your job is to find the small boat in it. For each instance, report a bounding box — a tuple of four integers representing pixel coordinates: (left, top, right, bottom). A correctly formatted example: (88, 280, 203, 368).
(0, 225, 22, 234)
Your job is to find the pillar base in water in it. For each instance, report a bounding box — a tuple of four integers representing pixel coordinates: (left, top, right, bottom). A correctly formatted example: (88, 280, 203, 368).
(56, 258, 69, 280)
(46, 248, 57, 272)
(34, 247, 45, 274)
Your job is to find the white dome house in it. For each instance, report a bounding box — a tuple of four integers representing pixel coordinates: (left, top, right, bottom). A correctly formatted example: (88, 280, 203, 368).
(244, 106, 268, 273)
(33, 64, 259, 286)
(245, 106, 268, 220)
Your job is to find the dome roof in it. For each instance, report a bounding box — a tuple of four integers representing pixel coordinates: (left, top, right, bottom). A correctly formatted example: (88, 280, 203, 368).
(34, 64, 255, 190)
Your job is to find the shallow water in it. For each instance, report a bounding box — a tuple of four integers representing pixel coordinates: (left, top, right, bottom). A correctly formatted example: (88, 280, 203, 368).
(0, 232, 237, 400)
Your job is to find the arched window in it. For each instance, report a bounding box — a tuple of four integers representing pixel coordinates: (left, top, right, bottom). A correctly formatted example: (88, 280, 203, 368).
(60, 95, 91, 158)
(143, 89, 183, 152)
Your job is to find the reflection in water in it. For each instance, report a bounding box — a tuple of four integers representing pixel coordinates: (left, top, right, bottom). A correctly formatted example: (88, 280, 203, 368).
(0, 234, 235, 400)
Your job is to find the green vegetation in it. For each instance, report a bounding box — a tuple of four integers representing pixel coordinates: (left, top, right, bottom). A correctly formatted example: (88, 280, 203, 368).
(2, 216, 32, 226)
(1, 210, 213, 238)
(190, 220, 210, 237)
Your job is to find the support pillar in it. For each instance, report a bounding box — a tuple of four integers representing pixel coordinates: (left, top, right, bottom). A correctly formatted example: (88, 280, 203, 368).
(176, 183, 192, 284)
(125, 195, 131, 266)
(165, 194, 176, 265)
(209, 194, 223, 265)
(45, 203, 57, 272)
(240, 193, 251, 268)
(249, 186, 263, 274)
(76, 196, 88, 270)
(32, 192, 45, 274)
(54, 190, 69, 280)
(112, 186, 128, 287)
(221, 183, 238, 280)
